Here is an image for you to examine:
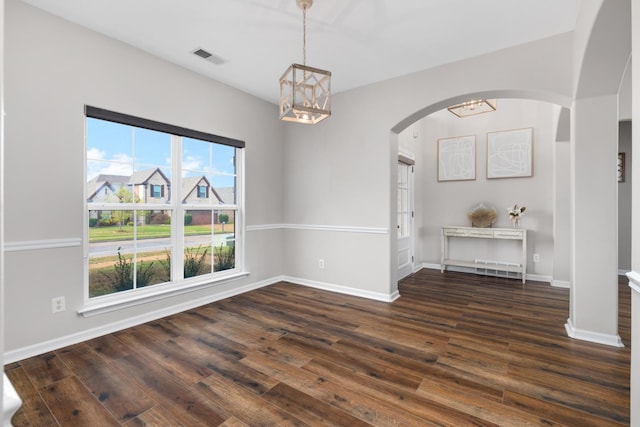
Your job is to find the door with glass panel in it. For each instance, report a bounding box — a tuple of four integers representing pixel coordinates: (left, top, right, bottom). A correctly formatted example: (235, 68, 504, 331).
(397, 161, 414, 279)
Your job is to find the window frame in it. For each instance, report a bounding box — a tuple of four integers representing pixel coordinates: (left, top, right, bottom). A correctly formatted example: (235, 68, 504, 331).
(82, 106, 246, 313)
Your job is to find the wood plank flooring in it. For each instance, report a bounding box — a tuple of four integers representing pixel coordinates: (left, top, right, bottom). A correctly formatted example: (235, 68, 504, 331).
(5, 269, 631, 426)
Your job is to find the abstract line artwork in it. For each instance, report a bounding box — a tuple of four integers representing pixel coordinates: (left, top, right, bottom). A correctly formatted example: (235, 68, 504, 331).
(437, 135, 476, 182)
(487, 128, 533, 179)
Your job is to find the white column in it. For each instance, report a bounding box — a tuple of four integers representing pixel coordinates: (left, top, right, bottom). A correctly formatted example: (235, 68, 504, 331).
(567, 94, 622, 347)
(629, 1, 640, 423)
(553, 139, 571, 288)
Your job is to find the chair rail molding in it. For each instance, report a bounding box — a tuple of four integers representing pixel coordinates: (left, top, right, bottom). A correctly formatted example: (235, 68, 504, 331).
(246, 223, 388, 234)
(4, 237, 82, 252)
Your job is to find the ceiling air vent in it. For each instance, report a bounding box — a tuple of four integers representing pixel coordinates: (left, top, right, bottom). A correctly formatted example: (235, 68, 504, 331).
(192, 48, 226, 65)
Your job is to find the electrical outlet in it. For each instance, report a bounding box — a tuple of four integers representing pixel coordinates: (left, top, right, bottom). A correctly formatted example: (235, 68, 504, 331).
(533, 253, 540, 263)
(319, 259, 325, 269)
(52, 296, 65, 313)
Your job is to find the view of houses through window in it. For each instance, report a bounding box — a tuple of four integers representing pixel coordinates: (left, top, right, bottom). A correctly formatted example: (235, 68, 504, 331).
(85, 109, 242, 298)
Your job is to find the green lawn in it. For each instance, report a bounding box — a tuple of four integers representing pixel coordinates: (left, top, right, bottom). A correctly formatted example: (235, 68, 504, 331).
(89, 224, 223, 242)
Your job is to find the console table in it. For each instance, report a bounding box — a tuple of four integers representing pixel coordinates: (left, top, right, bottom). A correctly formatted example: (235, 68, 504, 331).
(440, 226, 527, 283)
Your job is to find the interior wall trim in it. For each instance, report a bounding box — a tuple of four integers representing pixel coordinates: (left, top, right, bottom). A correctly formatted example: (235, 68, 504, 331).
(551, 280, 571, 289)
(282, 275, 400, 303)
(4, 238, 82, 252)
(246, 223, 388, 234)
(564, 318, 625, 347)
(627, 270, 640, 293)
(3, 276, 281, 364)
(3, 274, 400, 363)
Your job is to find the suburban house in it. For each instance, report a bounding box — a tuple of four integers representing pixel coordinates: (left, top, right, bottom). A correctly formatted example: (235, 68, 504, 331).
(87, 169, 171, 204)
(1, 0, 640, 425)
(181, 176, 212, 205)
(88, 171, 234, 225)
(86, 174, 130, 203)
(182, 176, 234, 225)
(128, 168, 171, 204)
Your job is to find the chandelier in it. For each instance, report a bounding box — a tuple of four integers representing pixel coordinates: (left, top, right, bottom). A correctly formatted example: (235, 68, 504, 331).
(448, 99, 496, 118)
(279, 0, 331, 124)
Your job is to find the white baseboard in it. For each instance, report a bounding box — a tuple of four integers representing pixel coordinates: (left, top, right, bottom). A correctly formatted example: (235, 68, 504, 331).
(551, 280, 570, 289)
(282, 276, 401, 303)
(4, 275, 401, 363)
(564, 318, 624, 347)
(3, 277, 280, 364)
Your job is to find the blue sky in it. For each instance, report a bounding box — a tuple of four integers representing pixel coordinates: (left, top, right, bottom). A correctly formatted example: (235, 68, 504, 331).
(86, 118, 236, 187)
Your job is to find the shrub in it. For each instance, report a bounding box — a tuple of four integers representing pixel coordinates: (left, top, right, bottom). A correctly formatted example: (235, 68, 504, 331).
(89, 218, 99, 227)
(150, 213, 170, 224)
(184, 214, 193, 225)
(100, 247, 156, 292)
(159, 249, 171, 282)
(184, 245, 209, 278)
(98, 218, 116, 227)
(214, 244, 234, 271)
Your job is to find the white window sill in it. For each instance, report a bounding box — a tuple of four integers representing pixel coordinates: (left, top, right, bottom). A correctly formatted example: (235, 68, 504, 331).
(78, 271, 250, 317)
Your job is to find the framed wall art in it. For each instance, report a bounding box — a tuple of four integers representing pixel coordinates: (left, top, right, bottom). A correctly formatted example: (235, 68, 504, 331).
(437, 135, 476, 182)
(487, 127, 533, 179)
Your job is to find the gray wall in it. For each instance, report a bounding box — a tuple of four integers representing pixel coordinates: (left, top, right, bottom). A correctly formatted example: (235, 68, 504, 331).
(4, 0, 578, 357)
(4, 0, 285, 354)
(282, 32, 573, 298)
(413, 99, 557, 279)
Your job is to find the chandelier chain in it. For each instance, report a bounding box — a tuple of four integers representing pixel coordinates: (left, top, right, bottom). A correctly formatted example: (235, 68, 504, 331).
(302, 6, 307, 65)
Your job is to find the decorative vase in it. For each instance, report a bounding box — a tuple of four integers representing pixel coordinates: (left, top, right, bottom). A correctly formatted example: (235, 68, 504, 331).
(511, 216, 520, 228)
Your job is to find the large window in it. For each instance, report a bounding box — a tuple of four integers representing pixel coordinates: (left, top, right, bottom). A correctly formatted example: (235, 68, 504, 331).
(85, 106, 244, 299)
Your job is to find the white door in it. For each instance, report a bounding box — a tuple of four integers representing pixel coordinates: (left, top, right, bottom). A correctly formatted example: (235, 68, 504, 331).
(397, 161, 414, 279)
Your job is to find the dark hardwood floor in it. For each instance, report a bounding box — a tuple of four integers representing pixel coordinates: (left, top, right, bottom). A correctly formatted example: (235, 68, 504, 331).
(5, 269, 631, 426)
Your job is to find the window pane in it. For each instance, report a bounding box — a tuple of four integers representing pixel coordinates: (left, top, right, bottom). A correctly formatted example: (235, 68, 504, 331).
(88, 247, 171, 298)
(133, 128, 171, 168)
(211, 174, 236, 205)
(184, 210, 235, 275)
(131, 167, 171, 204)
(183, 138, 236, 206)
(214, 210, 235, 271)
(182, 138, 213, 174)
(182, 175, 212, 205)
(184, 210, 213, 278)
(184, 244, 213, 279)
(212, 144, 236, 176)
(398, 213, 409, 238)
(88, 209, 172, 297)
(87, 163, 134, 203)
(87, 118, 132, 161)
(87, 119, 134, 193)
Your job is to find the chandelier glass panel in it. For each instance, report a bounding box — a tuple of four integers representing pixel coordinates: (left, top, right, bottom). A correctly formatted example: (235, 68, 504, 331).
(279, 0, 331, 124)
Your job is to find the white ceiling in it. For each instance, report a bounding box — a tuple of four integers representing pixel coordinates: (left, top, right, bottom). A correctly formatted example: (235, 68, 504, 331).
(21, 0, 582, 104)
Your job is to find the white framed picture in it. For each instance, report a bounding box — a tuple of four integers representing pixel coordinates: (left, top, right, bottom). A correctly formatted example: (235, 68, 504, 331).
(487, 127, 533, 179)
(437, 135, 476, 182)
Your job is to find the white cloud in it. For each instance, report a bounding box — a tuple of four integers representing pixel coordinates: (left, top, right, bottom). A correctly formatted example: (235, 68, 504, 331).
(182, 155, 204, 176)
(87, 147, 105, 161)
(86, 153, 134, 180)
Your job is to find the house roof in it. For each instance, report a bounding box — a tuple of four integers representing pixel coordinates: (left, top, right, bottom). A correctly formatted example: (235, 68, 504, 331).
(128, 168, 170, 185)
(212, 187, 235, 205)
(88, 174, 130, 186)
(86, 174, 130, 201)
